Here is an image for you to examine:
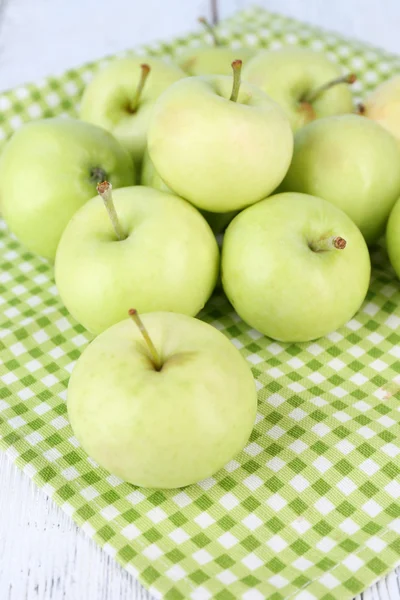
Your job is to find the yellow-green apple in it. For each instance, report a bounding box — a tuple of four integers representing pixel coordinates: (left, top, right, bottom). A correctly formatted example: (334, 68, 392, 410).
(280, 114, 400, 243)
(148, 60, 293, 212)
(55, 183, 219, 334)
(141, 147, 170, 192)
(222, 192, 370, 342)
(177, 17, 255, 76)
(141, 148, 237, 233)
(67, 310, 257, 489)
(387, 197, 400, 279)
(243, 47, 355, 131)
(179, 46, 255, 76)
(0, 118, 134, 260)
(80, 57, 185, 166)
(364, 75, 400, 144)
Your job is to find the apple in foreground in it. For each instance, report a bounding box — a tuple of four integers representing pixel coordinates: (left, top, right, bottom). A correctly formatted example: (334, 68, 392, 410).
(148, 60, 293, 212)
(141, 148, 237, 233)
(242, 47, 355, 131)
(387, 198, 400, 279)
(67, 310, 257, 489)
(55, 183, 219, 334)
(280, 114, 400, 244)
(177, 17, 254, 76)
(364, 75, 400, 144)
(80, 57, 185, 166)
(0, 118, 135, 260)
(222, 192, 371, 342)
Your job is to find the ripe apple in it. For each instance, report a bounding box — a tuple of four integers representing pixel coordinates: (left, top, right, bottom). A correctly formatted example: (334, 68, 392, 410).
(148, 60, 293, 212)
(141, 148, 170, 193)
(179, 46, 255, 76)
(141, 148, 237, 233)
(222, 192, 371, 342)
(80, 57, 186, 166)
(364, 75, 400, 144)
(55, 183, 219, 334)
(280, 114, 400, 244)
(68, 310, 257, 489)
(242, 47, 355, 131)
(177, 17, 255, 76)
(0, 118, 135, 260)
(387, 197, 400, 279)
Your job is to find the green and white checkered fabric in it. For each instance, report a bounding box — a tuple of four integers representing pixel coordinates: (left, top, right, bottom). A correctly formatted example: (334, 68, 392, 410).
(1, 7, 400, 600)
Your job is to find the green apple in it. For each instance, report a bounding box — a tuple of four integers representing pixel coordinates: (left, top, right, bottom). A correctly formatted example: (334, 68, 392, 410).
(141, 148, 237, 233)
(55, 184, 219, 334)
(364, 75, 400, 144)
(0, 118, 135, 260)
(80, 57, 186, 166)
(387, 197, 400, 279)
(141, 147, 170, 192)
(179, 46, 255, 76)
(280, 114, 400, 243)
(148, 60, 293, 212)
(222, 192, 370, 342)
(178, 17, 255, 76)
(68, 310, 257, 489)
(242, 47, 355, 131)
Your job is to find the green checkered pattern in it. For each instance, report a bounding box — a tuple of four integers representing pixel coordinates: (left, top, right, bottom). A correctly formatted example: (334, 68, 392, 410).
(1, 7, 400, 600)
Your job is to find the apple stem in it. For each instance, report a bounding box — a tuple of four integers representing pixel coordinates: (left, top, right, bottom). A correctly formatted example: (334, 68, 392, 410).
(198, 17, 221, 46)
(129, 309, 162, 371)
(310, 236, 347, 252)
(229, 60, 242, 102)
(211, 0, 219, 25)
(304, 73, 356, 104)
(97, 181, 126, 241)
(298, 101, 316, 123)
(356, 102, 366, 115)
(130, 64, 151, 113)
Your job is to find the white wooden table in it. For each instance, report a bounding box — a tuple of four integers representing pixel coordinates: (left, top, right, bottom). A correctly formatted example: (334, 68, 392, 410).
(1, 1, 400, 598)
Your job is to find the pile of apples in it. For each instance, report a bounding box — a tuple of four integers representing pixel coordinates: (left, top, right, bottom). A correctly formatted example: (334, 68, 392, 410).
(1, 15, 400, 489)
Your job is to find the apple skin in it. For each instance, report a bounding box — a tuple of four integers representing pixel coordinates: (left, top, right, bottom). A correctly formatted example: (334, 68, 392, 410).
(242, 47, 354, 131)
(80, 57, 186, 167)
(222, 192, 371, 342)
(178, 46, 255, 76)
(387, 197, 400, 279)
(280, 114, 400, 244)
(0, 118, 135, 260)
(141, 148, 237, 233)
(67, 311, 257, 489)
(141, 147, 171, 193)
(148, 75, 293, 212)
(55, 186, 219, 334)
(364, 75, 400, 144)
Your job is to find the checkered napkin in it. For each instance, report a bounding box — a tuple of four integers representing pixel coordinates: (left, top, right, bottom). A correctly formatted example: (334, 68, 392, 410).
(1, 7, 400, 600)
